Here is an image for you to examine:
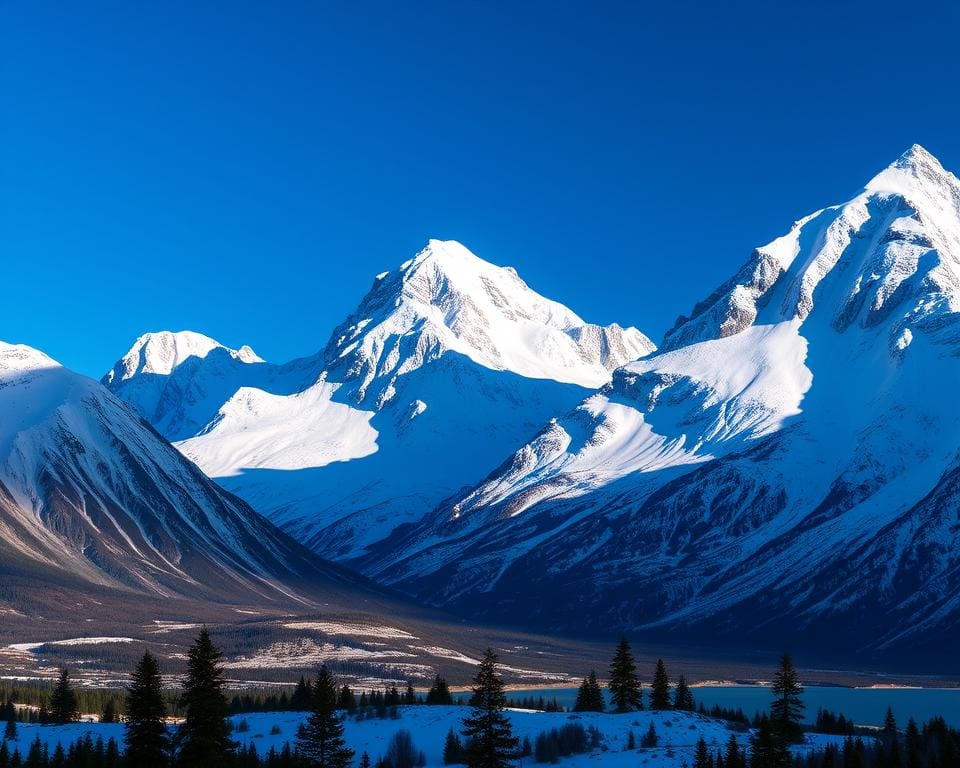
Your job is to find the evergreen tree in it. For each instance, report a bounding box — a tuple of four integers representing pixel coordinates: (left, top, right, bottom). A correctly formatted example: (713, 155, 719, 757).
(694, 736, 712, 768)
(99, 698, 118, 724)
(49, 669, 79, 724)
(769, 653, 804, 745)
(295, 665, 355, 768)
(724, 733, 742, 768)
(573, 671, 604, 712)
(125, 651, 169, 768)
(360, 752, 372, 768)
(3, 717, 16, 741)
(177, 628, 234, 767)
(403, 683, 417, 706)
(882, 707, 898, 743)
(427, 676, 454, 706)
(674, 674, 695, 711)
(337, 686, 357, 713)
(292, 676, 313, 711)
(608, 639, 642, 712)
(904, 718, 921, 768)
(650, 659, 671, 710)
(443, 728, 464, 764)
(461, 648, 518, 768)
(640, 723, 658, 748)
(748, 715, 790, 768)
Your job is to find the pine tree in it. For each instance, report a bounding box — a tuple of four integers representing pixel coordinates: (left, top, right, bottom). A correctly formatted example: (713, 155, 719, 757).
(674, 674, 695, 711)
(49, 669, 79, 724)
(427, 675, 454, 706)
(694, 736, 712, 768)
(443, 728, 464, 764)
(360, 752, 372, 768)
(3, 718, 16, 741)
(177, 628, 234, 767)
(404, 683, 417, 705)
(125, 651, 169, 768)
(295, 665, 355, 768)
(748, 715, 790, 768)
(608, 639, 642, 712)
(724, 733, 742, 768)
(650, 659, 671, 710)
(641, 723, 658, 748)
(100, 698, 118, 724)
(292, 676, 313, 711)
(337, 686, 357, 713)
(769, 653, 804, 745)
(573, 671, 604, 712)
(882, 707, 898, 743)
(904, 718, 921, 768)
(461, 648, 518, 768)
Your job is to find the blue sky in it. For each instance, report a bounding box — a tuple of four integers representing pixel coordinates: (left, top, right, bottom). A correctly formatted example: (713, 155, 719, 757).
(2, 1, 958, 377)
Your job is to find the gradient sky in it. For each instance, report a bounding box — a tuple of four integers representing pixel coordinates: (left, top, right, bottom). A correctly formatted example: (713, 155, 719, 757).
(2, 1, 958, 377)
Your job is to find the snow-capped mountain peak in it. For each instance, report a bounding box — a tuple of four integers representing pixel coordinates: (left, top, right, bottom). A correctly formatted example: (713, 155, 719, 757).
(323, 239, 654, 406)
(104, 330, 263, 385)
(0, 341, 59, 376)
(359, 147, 960, 659)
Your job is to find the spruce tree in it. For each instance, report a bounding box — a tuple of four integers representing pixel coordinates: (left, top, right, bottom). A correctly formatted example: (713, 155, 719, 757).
(693, 736, 712, 768)
(461, 648, 518, 768)
(608, 638, 642, 712)
(769, 653, 804, 744)
(443, 728, 464, 764)
(748, 715, 790, 768)
(882, 707, 898, 743)
(49, 669, 79, 724)
(650, 659, 670, 710)
(100, 698, 118, 724)
(292, 676, 313, 710)
(177, 628, 234, 767)
(295, 665, 355, 768)
(904, 718, 921, 768)
(573, 671, 604, 712)
(125, 651, 169, 768)
(3, 717, 16, 741)
(674, 674, 695, 711)
(724, 733, 742, 768)
(337, 686, 357, 713)
(427, 676, 454, 706)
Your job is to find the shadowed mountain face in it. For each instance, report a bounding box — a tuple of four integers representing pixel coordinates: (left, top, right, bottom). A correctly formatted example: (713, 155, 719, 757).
(357, 146, 960, 662)
(104, 240, 653, 562)
(0, 340, 386, 612)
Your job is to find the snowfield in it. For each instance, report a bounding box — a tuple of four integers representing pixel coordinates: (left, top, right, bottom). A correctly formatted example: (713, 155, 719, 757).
(3, 707, 849, 767)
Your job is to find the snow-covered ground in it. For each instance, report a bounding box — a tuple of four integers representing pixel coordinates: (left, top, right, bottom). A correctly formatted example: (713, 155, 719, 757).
(3, 707, 849, 767)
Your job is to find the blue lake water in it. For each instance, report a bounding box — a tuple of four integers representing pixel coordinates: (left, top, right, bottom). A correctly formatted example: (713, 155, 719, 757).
(506, 686, 960, 728)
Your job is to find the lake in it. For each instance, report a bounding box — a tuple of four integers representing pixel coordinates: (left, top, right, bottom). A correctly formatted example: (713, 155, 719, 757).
(506, 686, 960, 728)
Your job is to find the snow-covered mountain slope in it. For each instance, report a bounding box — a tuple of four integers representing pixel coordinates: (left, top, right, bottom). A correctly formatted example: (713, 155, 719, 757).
(106, 240, 653, 561)
(367, 146, 960, 659)
(0, 340, 380, 609)
(101, 331, 319, 441)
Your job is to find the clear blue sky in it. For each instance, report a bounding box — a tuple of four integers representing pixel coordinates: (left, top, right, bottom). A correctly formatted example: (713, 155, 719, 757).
(2, 1, 958, 377)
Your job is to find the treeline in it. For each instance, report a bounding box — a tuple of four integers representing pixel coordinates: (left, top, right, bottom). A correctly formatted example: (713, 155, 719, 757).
(503, 696, 563, 712)
(3, 631, 959, 768)
(572, 644, 697, 713)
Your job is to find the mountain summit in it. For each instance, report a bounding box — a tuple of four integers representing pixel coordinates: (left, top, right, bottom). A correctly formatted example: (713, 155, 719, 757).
(106, 240, 652, 561)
